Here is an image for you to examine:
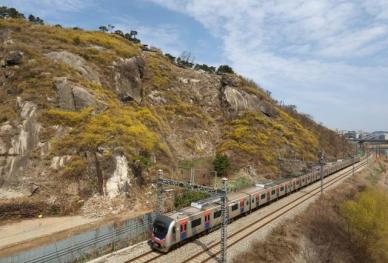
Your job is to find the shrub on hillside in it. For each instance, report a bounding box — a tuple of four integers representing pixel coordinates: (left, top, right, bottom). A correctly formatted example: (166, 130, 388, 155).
(213, 154, 230, 177)
(0, 6, 25, 19)
(341, 188, 388, 262)
(217, 64, 234, 74)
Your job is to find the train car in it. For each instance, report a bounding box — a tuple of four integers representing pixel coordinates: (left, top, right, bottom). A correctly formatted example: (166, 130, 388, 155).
(228, 192, 251, 219)
(151, 156, 362, 252)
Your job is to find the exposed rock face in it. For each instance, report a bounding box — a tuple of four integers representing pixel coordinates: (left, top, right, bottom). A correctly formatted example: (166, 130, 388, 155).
(8, 100, 40, 156)
(53, 77, 98, 111)
(0, 99, 41, 187)
(50, 155, 72, 170)
(220, 74, 276, 117)
(223, 86, 262, 112)
(113, 56, 145, 103)
(4, 51, 23, 66)
(105, 155, 131, 197)
(46, 51, 100, 84)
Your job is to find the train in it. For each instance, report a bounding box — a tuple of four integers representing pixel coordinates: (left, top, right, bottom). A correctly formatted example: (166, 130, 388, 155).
(151, 157, 361, 252)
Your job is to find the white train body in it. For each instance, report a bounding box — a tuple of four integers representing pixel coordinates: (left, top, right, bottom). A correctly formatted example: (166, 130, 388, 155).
(151, 157, 360, 252)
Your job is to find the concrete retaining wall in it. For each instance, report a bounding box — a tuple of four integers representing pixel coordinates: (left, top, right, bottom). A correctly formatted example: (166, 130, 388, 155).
(0, 212, 155, 263)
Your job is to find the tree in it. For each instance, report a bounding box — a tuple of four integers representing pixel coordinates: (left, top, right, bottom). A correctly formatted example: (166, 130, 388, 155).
(28, 14, 44, 24)
(99, 26, 108, 32)
(28, 14, 35, 22)
(114, 30, 124, 37)
(194, 63, 216, 73)
(216, 64, 234, 74)
(107, 24, 115, 32)
(124, 30, 141, 44)
(0, 6, 25, 19)
(165, 53, 176, 63)
(177, 51, 195, 68)
(213, 153, 230, 177)
(35, 16, 44, 24)
(130, 30, 138, 38)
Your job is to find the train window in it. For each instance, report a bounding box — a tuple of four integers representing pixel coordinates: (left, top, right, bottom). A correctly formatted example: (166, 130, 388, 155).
(252, 198, 254, 203)
(191, 218, 201, 228)
(214, 210, 222, 218)
(271, 190, 275, 195)
(231, 204, 238, 211)
(246, 200, 249, 205)
(280, 186, 284, 191)
(261, 193, 265, 199)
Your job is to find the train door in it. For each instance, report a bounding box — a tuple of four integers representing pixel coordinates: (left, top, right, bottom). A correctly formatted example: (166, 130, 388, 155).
(276, 186, 279, 198)
(180, 220, 188, 241)
(267, 191, 270, 202)
(240, 199, 245, 214)
(285, 184, 288, 194)
(256, 193, 260, 207)
(204, 211, 210, 230)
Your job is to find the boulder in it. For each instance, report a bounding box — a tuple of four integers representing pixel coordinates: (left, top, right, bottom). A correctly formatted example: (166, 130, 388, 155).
(221, 74, 242, 87)
(53, 77, 97, 111)
(5, 51, 23, 66)
(46, 51, 100, 84)
(220, 75, 277, 117)
(113, 56, 145, 103)
(72, 86, 98, 111)
(105, 155, 131, 197)
(222, 86, 277, 117)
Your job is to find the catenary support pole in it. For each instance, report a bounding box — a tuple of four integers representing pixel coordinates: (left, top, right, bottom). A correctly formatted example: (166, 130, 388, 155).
(320, 151, 325, 195)
(156, 169, 163, 215)
(220, 177, 228, 263)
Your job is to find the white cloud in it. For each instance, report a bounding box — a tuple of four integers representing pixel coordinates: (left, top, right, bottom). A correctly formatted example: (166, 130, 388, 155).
(150, 0, 388, 130)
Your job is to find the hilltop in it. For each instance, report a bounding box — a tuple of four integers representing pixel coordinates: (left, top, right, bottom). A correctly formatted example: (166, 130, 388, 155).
(0, 16, 352, 218)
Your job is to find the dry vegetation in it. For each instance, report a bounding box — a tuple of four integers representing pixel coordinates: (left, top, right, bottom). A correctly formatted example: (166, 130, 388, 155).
(233, 158, 388, 263)
(1, 17, 354, 219)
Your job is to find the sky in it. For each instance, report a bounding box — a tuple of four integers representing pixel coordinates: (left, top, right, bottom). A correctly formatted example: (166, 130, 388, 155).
(1, 0, 388, 132)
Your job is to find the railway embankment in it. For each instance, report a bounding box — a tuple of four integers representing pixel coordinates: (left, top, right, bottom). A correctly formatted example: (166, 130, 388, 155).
(232, 157, 388, 263)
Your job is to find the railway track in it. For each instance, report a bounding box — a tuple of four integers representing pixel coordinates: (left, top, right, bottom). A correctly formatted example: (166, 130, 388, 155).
(124, 160, 367, 263)
(184, 160, 367, 263)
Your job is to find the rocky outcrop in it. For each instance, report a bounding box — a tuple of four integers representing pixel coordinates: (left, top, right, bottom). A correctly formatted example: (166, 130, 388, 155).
(50, 155, 72, 170)
(105, 155, 131, 197)
(113, 56, 145, 103)
(53, 77, 100, 111)
(0, 99, 41, 188)
(46, 51, 100, 84)
(220, 75, 276, 117)
(3, 51, 23, 66)
(8, 100, 41, 156)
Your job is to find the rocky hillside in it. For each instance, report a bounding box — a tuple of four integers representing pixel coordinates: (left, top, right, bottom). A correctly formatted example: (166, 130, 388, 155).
(0, 18, 352, 217)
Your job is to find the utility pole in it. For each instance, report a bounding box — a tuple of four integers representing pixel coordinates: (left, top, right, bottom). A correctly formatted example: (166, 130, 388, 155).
(319, 151, 325, 195)
(220, 178, 228, 263)
(352, 144, 357, 176)
(156, 169, 163, 215)
(155, 170, 228, 263)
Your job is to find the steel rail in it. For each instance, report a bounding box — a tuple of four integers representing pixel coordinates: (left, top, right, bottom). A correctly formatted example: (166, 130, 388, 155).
(125, 160, 366, 263)
(188, 161, 367, 263)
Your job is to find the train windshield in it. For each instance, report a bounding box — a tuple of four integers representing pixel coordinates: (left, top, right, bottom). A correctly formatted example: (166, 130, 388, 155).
(153, 221, 168, 239)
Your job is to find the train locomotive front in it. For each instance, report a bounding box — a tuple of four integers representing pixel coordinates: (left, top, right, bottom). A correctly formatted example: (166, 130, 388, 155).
(151, 214, 176, 252)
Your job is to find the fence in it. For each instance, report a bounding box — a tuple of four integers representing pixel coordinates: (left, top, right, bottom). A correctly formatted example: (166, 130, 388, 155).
(0, 212, 155, 263)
